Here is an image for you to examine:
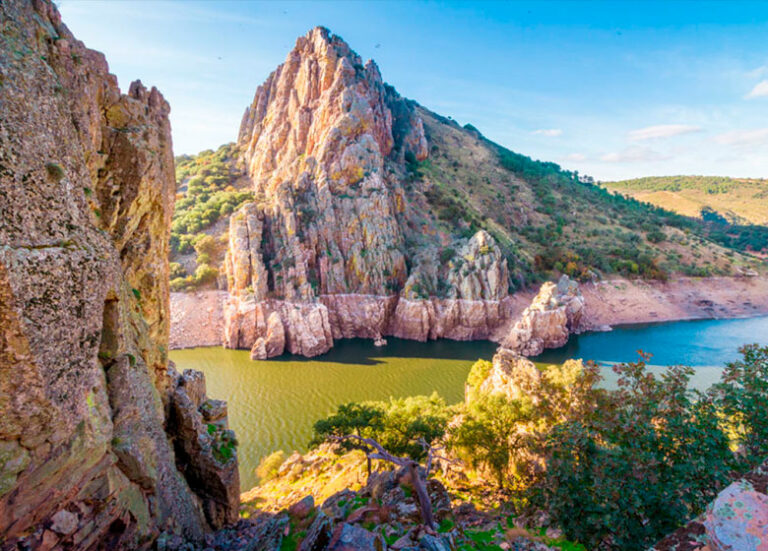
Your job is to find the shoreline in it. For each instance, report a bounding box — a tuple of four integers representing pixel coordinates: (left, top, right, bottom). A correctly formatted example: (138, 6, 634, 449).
(170, 275, 768, 352)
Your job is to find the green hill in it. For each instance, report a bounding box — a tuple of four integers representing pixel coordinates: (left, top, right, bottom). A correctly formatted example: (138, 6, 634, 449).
(170, 123, 765, 294)
(604, 175, 768, 226)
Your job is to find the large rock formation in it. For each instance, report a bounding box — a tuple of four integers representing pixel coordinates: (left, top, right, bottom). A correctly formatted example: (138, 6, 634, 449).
(222, 27, 523, 358)
(502, 275, 585, 357)
(0, 0, 237, 547)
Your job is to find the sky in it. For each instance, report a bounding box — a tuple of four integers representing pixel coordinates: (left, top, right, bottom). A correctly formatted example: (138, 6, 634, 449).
(58, 0, 768, 181)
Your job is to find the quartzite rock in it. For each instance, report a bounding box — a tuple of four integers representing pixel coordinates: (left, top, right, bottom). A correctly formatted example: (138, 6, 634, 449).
(223, 27, 526, 359)
(0, 0, 238, 547)
(502, 275, 585, 356)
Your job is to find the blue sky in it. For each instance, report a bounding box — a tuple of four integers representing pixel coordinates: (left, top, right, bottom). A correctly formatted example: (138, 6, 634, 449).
(59, 1, 768, 181)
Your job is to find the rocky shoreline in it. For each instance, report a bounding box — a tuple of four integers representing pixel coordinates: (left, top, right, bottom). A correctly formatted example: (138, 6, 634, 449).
(170, 274, 768, 354)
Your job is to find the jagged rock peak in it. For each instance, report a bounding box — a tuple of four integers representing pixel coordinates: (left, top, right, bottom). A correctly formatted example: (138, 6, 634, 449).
(237, 25, 427, 193)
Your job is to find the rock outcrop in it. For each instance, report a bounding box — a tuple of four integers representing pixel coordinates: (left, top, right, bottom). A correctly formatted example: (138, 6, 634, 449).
(502, 275, 585, 357)
(468, 347, 544, 404)
(222, 27, 527, 358)
(0, 0, 237, 547)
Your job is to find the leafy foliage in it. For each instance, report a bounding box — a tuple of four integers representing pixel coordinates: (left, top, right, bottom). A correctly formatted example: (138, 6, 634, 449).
(311, 394, 450, 461)
(450, 393, 533, 488)
(710, 344, 768, 467)
(171, 143, 251, 256)
(255, 450, 287, 483)
(536, 356, 734, 550)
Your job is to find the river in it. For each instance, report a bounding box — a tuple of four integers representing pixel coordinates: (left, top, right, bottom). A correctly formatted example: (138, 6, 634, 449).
(170, 315, 768, 490)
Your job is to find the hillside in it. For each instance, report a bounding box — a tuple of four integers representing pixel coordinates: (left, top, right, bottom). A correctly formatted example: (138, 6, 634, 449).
(604, 175, 768, 225)
(168, 27, 765, 360)
(604, 176, 768, 255)
(170, 111, 763, 294)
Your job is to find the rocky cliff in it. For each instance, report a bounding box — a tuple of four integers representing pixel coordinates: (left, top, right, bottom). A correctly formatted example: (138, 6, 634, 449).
(167, 26, 762, 359)
(0, 1, 237, 548)
(223, 27, 531, 359)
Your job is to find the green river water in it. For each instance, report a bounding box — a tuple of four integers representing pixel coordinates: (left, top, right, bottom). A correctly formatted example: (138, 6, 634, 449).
(170, 315, 768, 490)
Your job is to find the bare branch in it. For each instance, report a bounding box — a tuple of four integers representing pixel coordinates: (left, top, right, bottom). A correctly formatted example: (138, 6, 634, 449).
(330, 434, 436, 529)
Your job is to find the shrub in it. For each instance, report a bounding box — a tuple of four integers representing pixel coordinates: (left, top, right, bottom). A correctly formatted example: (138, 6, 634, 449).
(710, 344, 768, 467)
(170, 277, 188, 291)
(537, 356, 733, 551)
(646, 228, 666, 243)
(255, 450, 287, 483)
(169, 262, 186, 279)
(194, 264, 218, 285)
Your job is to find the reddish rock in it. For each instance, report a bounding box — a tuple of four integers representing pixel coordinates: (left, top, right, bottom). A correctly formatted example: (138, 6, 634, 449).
(0, 0, 238, 547)
(502, 275, 585, 356)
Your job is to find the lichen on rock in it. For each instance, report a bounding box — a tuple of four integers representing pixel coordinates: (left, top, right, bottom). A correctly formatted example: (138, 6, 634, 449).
(0, 0, 239, 547)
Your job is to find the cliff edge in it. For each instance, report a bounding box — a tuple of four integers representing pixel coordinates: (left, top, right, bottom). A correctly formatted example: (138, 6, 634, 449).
(0, 1, 238, 547)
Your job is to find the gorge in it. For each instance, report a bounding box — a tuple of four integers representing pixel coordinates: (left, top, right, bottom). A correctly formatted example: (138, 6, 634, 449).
(3, 1, 768, 550)
(172, 314, 768, 490)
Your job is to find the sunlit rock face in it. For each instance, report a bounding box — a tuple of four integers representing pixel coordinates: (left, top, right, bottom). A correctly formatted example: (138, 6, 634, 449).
(0, 0, 237, 547)
(502, 275, 585, 357)
(224, 27, 524, 358)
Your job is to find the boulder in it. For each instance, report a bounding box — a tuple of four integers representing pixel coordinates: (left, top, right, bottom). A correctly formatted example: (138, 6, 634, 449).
(704, 480, 768, 550)
(502, 275, 584, 356)
(49, 510, 78, 535)
(289, 495, 315, 519)
(298, 511, 333, 551)
(328, 523, 385, 551)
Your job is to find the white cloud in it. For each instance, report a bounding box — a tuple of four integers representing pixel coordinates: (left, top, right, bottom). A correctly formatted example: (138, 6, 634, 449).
(566, 153, 586, 161)
(600, 146, 670, 163)
(532, 128, 563, 137)
(745, 80, 768, 99)
(627, 124, 702, 141)
(747, 66, 768, 79)
(714, 128, 768, 147)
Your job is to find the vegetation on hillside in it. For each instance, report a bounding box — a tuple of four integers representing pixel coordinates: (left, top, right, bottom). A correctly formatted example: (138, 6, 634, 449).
(605, 176, 768, 254)
(413, 110, 761, 285)
(170, 126, 765, 297)
(169, 143, 251, 291)
(301, 345, 768, 551)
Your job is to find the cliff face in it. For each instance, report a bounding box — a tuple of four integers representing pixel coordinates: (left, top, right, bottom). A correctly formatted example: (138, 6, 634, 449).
(0, 0, 237, 547)
(179, 26, 761, 359)
(224, 27, 519, 358)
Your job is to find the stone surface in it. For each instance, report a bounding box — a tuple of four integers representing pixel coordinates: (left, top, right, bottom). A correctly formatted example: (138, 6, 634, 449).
(0, 0, 238, 547)
(289, 495, 315, 519)
(652, 460, 768, 550)
(327, 523, 384, 551)
(221, 27, 530, 359)
(298, 511, 333, 551)
(705, 480, 768, 551)
(502, 275, 585, 356)
(169, 371, 240, 530)
(49, 510, 78, 535)
(470, 348, 543, 403)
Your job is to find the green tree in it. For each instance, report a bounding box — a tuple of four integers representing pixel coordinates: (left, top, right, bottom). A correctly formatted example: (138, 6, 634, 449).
(538, 356, 733, 551)
(710, 344, 768, 467)
(449, 393, 532, 489)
